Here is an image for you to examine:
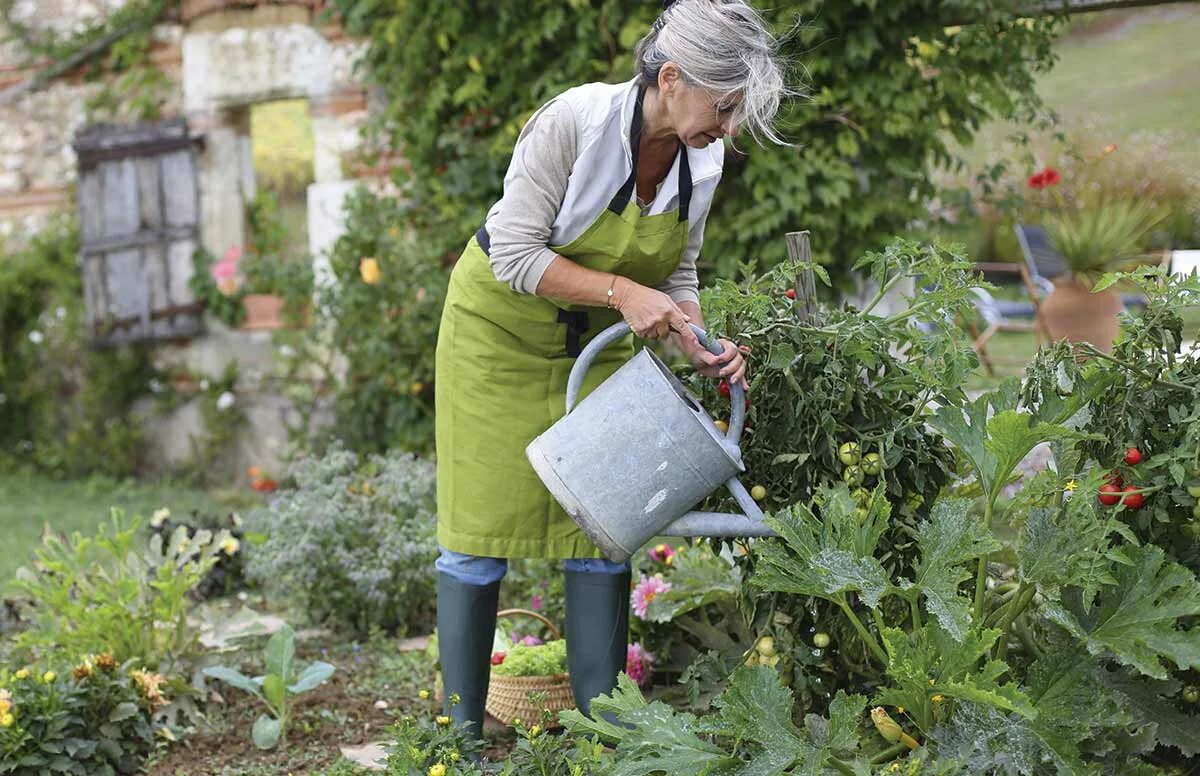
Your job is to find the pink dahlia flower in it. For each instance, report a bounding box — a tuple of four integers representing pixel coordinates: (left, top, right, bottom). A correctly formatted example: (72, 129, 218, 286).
(631, 574, 671, 619)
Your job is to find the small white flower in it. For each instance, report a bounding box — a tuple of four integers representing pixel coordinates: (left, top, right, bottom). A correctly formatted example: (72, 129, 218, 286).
(199, 378, 210, 391)
(278, 344, 296, 358)
(28, 330, 43, 344)
(237, 591, 249, 602)
(216, 391, 235, 411)
(374, 699, 389, 710)
(150, 508, 170, 528)
(55, 306, 66, 320)
(148, 379, 165, 394)
(231, 512, 243, 527)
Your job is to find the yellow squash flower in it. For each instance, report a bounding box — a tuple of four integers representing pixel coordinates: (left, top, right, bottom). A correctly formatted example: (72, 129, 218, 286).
(360, 258, 381, 284)
(418, 689, 430, 700)
(221, 537, 240, 556)
(428, 764, 446, 776)
(871, 707, 919, 750)
(0, 713, 14, 728)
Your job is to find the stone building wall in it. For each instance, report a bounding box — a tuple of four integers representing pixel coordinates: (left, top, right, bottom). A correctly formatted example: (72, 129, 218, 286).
(0, 0, 385, 478)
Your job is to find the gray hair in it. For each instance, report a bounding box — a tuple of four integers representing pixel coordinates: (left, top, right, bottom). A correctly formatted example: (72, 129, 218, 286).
(635, 0, 792, 146)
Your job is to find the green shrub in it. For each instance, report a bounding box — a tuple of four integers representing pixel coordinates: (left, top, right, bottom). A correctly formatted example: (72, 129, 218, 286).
(10, 510, 233, 676)
(0, 217, 154, 477)
(300, 189, 445, 456)
(0, 658, 161, 775)
(242, 443, 438, 636)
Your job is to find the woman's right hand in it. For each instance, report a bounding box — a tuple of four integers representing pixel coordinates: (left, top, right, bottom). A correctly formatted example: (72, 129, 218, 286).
(612, 276, 691, 341)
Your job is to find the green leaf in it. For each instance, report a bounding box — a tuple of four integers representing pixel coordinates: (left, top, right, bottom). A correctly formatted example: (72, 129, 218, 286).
(900, 498, 1000, 642)
(107, 702, 139, 723)
(560, 672, 648, 744)
(265, 624, 296, 683)
(1098, 666, 1200, 757)
(288, 661, 335, 694)
(262, 673, 286, 712)
(875, 622, 1033, 731)
(252, 714, 283, 750)
(203, 666, 263, 698)
(753, 486, 891, 608)
(606, 704, 731, 776)
(1023, 646, 1130, 772)
(706, 666, 816, 774)
(1043, 545, 1200, 679)
(643, 547, 741, 623)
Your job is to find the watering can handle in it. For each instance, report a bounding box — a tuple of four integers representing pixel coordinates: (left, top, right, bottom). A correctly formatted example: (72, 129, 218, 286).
(564, 321, 746, 447)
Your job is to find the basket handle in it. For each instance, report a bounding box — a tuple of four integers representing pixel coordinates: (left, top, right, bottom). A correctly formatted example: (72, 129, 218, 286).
(496, 608, 562, 641)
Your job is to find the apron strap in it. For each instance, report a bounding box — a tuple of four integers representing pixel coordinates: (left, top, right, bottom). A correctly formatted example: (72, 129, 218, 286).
(609, 84, 694, 224)
(557, 309, 589, 357)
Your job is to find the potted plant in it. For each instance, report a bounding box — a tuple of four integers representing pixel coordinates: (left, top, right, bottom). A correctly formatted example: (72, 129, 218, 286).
(1029, 168, 1163, 352)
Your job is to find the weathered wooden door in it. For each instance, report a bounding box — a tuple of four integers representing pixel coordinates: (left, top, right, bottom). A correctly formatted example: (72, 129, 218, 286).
(74, 118, 204, 346)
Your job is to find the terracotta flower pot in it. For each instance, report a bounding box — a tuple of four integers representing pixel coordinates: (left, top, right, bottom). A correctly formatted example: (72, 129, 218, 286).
(240, 294, 286, 331)
(1039, 275, 1123, 354)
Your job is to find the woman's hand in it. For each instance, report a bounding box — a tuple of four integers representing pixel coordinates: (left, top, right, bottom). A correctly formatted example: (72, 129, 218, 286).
(612, 277, 692, 341)
(677, 335, 751, 390)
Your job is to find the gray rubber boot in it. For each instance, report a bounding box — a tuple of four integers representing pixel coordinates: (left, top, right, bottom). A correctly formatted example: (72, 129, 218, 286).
(437, 572, 500, 743)
(564, 568, 631, 719)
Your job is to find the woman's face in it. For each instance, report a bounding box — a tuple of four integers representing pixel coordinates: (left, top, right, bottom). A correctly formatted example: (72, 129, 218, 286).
(657, 63, 742, 148)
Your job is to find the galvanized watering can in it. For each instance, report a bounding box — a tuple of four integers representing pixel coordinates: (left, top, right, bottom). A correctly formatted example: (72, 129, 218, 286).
(526, 322, 777, 564)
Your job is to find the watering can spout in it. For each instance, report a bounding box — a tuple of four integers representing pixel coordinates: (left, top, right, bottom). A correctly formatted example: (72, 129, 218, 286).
(660, 476, 771, 537)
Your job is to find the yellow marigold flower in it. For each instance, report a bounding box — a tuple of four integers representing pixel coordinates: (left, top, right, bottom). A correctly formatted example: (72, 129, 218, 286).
(435, 715, 451, 726)
(932, 694, 945, 703)
(73, 659, 94, 681)
(131, 669, 168, 708)
(221, 537, 240, 556)
(14, 669, 29, 680)
(0, 713, 13, 728)
(0, 699, 11, 715)
(95, 654, 117, 672)
(428, 764, 446, 776)
(449, 750, 460, 762)
(360, 258, 381, 284)
(418, 689, 430, 700)
(41, 671, 56, 684)
(529, 725, 542, 738)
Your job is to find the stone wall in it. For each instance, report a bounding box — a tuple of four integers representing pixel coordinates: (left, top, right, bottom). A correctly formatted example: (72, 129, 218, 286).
(1, 0, 384, 479)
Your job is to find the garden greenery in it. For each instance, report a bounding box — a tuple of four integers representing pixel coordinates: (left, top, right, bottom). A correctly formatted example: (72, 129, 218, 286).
(242, 443, 438, 636)
(324, 0, 1060, 285)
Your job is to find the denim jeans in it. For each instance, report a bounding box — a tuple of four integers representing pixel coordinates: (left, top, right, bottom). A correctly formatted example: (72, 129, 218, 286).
(435, 546, 630, 586)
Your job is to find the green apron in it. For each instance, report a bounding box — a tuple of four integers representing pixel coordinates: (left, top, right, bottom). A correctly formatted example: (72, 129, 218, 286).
(434, 85, 695, 558)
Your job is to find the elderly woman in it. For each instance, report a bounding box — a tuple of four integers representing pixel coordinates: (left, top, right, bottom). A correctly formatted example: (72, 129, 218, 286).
(434, 0, 787, 737)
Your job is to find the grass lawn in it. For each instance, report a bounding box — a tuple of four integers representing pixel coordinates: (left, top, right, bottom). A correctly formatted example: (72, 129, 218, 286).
(0, 471, 248, 590)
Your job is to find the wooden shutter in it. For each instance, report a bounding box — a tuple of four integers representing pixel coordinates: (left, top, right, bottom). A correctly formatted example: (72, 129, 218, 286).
(74, 118, 205, 346)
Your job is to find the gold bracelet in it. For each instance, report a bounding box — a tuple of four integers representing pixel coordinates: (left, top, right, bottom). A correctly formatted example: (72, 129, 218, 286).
(606, 274, 619, 309)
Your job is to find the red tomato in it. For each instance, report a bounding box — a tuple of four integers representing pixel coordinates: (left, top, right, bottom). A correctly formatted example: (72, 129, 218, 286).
(1098, 483, 1122, 506)
(1121, 486, 1145, 510)
(491, 652, 506, 665)
(1105, 470, 1124, 488)
(1123, 447, 1142, 466)
(718, 380, 730, 398)
(786, 288, 797, 299)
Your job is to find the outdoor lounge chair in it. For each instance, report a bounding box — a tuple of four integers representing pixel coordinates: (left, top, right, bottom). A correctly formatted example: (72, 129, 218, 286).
(965, 261, 1047, 376)
(1013, 223, 1149, 311)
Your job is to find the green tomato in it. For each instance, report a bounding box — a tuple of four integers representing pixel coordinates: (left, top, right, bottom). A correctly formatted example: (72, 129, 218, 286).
(853, 488, 871, 507)
(838, 441, 861, 466)
(750, 485, 767, 501)
(1183, 686, 1199, 704)
(812, 632, 831, 649)
(1187, 483, 1200, 499)
(861, 452, 883, 476)
(1193, 503, 1200, 520)
(843, 465, 864, 487)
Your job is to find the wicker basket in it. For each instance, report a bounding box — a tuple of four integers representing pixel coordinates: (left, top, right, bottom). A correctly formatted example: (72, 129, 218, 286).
(484, 608, 575, 728)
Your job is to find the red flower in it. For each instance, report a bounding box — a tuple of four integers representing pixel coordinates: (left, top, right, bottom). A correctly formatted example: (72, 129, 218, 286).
(1041, 167, 1061, 186)
(1027, 172, 1046, 190)
(490, 652, 506, 666)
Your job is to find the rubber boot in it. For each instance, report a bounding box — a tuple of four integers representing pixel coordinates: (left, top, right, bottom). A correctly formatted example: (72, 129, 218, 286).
(437, 572, 500, 743)
(564, 568, 631, 720)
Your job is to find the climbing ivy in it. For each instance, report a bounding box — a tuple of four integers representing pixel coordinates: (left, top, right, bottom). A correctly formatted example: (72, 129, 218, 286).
(0, 0, 173, 121)
(324, 0, 1061, 286)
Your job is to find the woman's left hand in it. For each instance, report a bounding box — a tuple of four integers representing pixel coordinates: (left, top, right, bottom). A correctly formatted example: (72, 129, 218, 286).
(677, 335, 750, 391)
